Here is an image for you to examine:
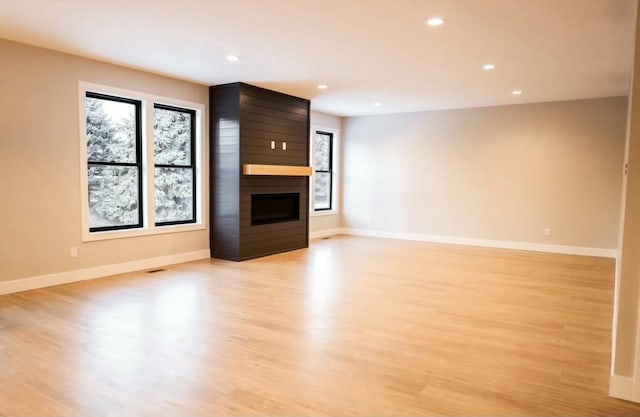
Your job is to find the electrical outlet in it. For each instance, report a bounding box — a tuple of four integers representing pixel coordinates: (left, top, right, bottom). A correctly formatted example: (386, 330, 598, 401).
(70, 247, 78, 258)
(544, 228, 551, 236)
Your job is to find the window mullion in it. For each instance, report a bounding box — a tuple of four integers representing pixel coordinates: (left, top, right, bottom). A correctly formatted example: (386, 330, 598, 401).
(310, 135, 315, 213)
(155, 163, 192, 169)
(87, 161, 138, 167)
(145, 100, 156, 228)
(190, 111, 197, 222)
(135, 98, 144, 229)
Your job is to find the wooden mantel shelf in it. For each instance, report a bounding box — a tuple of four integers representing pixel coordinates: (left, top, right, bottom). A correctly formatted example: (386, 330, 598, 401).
(243, 164, 312, 176)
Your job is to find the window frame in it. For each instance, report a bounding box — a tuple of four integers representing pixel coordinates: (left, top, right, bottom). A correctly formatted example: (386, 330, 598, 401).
(78, 82, 205, 242)
(153, 103, 197, 226)
(86, 92, 144, 232)
(310, 126, 339, 216)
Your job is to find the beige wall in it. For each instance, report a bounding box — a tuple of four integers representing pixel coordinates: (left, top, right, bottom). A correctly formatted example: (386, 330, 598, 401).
(309, 111, 342, 234)
(0, 39, 209, 282)
(342, 97, 627, 249)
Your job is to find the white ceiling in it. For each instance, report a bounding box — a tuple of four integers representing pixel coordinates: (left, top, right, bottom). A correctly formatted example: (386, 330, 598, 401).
(0, 0, 636, 116)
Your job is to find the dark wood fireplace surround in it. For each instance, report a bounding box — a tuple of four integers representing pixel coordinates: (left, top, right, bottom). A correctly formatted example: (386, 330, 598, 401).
(209, 83, 310, 261)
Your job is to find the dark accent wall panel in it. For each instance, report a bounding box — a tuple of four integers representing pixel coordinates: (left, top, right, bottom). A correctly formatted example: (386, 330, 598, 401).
(210, 84, 241, 260)
(210, 83, 310, 261)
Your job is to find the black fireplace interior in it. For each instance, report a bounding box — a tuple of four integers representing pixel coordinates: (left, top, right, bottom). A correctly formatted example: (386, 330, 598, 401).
(251, 193, 300, 225)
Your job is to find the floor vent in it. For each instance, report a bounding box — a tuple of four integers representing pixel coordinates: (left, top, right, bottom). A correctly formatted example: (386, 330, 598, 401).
(146, 268, 167, 274)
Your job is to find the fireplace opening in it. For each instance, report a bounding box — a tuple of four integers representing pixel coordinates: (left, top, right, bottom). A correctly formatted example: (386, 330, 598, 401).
(251, 193, 300, 225)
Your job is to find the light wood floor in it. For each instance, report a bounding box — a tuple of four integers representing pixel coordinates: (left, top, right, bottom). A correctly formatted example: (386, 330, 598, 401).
(1, 236, 639, 416)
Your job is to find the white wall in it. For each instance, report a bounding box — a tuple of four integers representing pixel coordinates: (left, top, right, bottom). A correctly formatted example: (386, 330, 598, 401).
(611, 1, 640, 391)
(341, 97, 627, 251)
(309, 111, 342, 236)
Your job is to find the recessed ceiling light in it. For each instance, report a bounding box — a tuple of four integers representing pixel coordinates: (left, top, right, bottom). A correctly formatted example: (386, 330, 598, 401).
(482, 64, 496, 70)
(426, 17, 445, 27)
(512, 90, 523, 96)
(317, 84, 328, 90)
(373, 102, 382, 107)
(226, 55, 240, 62)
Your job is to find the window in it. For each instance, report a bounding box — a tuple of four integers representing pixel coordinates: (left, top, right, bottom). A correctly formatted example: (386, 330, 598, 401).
(312, 130, 335, 211)
(80, 82, 204, 241)
(153, 104, 196, 225)
(86, 93, 143, 232)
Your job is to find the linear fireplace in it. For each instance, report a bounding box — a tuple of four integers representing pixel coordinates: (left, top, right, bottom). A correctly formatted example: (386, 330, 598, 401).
(251, 193, 300, 225)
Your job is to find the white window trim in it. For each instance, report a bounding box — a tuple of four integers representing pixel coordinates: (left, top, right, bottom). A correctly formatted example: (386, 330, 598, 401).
(78, 81, 205, 242)
(309, 125, 339, 217)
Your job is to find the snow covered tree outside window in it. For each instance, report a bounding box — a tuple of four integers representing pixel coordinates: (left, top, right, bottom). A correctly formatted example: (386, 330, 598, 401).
(313, 131, 333, 210)
(86, 93, 142, 230)
(154, 105, 196, 224)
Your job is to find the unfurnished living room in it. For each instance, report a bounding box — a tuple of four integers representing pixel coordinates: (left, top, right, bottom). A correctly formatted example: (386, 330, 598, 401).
(3, 0, 640, 415)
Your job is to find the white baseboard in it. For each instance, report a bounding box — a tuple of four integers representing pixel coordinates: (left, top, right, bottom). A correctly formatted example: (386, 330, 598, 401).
(340, 228, 616, 258)
(0, 250, 211, 296)
(309, 228, 343, 239)
(610, 374, 635, 401)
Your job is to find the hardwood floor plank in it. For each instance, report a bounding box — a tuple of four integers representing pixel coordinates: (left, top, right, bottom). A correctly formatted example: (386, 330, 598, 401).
(0, 235, 639, 415)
